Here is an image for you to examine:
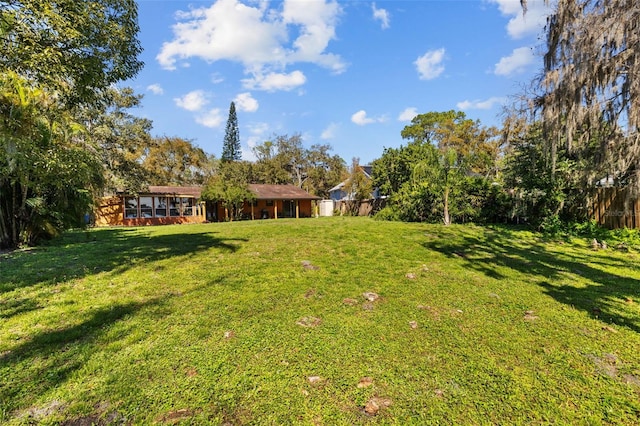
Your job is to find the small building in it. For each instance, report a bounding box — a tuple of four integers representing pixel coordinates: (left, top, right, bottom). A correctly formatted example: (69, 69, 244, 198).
(95, 184, 320, 226)
(209, 184, 320, 221)
(95, 186, 206, 227)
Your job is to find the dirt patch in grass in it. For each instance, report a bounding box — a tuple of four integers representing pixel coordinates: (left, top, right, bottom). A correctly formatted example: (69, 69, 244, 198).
(157, 408, 199, 424)
(18, 400, 65, 422)
(363, 397, 392, 416)
(301, 260, 320, 270)
(296, 316, 322, 327)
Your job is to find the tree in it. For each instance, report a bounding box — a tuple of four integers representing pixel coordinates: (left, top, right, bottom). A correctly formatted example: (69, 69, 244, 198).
(305, 144, 347, 198)
(0, 0, 143, 105)
(373, 111, 495, 224)
(252, 135, 346, 196)
(401, 110, 501, 177)
(413, 148, 467, 225)
(252, 139, 291, 185)
(76, 86, 153, 194)
(143, 136, 209, 186)
(274, 133, 308, 187)
(221, 101, 241, 161)
(342, 157, 372, 215)
(0, 72, 102, 248)
(202, 161, 254, 221)
(531, 0, 640, 192)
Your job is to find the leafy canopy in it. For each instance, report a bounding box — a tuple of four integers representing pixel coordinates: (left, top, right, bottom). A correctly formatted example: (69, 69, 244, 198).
(0, 0, 143, 105)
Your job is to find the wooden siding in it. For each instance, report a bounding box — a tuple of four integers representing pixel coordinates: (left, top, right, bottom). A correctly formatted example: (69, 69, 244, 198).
(591, 188, 640, 229)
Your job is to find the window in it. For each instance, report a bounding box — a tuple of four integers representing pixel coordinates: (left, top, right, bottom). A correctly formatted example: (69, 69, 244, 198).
(169, 197, 180, 217)
(155, 197, 167, 217)
(266, 200, 274, 206)
(140, 197, 153, 218)
(124, 197, 138, 218)
(181, 197, 194, 216)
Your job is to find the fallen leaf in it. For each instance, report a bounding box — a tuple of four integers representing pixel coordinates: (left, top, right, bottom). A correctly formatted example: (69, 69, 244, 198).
(405, 273, 416, 279)
(409, 321, 418, 329)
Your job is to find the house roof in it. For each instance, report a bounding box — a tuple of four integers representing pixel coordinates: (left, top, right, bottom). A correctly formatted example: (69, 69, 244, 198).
(328, 182, 345, 193)
(146, 186, 203, 197)
(329, 165, 373, 193)
(248, 184, 320, 200)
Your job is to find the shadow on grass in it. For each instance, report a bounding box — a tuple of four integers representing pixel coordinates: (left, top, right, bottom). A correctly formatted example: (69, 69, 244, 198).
(0, 226, 247, 293)
(423, 226, 640, 333)
(0, 298, 164, 415)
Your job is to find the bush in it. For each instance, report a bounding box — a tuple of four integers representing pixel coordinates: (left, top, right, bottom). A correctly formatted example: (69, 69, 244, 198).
(374, 206, 402, 221)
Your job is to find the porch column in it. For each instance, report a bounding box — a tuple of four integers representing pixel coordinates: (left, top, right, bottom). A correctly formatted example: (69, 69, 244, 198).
(274, 202, 278, 219)
(251, 203, 255, 220)
(295, 200, 299, 218)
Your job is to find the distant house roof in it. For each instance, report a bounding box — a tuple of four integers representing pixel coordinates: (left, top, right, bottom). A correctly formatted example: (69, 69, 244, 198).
(328, 182, 345, 193)
(248, 184, 320, 200)
(329, 165, 374, 197)
(147, 186, 203, 197)
(118, 184, 320, 200)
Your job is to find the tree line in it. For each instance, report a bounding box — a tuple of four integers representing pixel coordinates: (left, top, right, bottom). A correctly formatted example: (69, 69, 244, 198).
(2, 0, 637, 247)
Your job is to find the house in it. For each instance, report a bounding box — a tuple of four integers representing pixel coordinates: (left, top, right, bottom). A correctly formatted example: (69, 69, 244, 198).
(95, 186, 207, 226)
(95, 184, 320, 226)
(209, 184, 321, 221)
(328, 165, 380, 201)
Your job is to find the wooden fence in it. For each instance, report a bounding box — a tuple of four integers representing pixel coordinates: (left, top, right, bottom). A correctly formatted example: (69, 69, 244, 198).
(591, 187, 640, 229)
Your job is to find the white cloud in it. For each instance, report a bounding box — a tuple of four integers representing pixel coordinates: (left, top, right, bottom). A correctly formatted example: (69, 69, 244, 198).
(234, 92, 259, 112)
(242, 122, 270, 162)
(457, 97, 506, 110)
(372, 3, 390, 29)
(398, 107, 418, 122)
(195, 108, 223, 128)
(157, 0, 345, 83)
(351, 110, 385, 126)
(415, 48, 446, 80)
(240, 147, 255, 162)
(146, 84, 164, 95)
(174, 90, 209, 111)
(321, 122, 339, 140)
(210, 73, 224, 84)
(281, 0, 345, 73)
(489, 0, 552, 39)
(242, 70, 307, 92)
(494, 47, 535, 76)
(247, 122, 270, 136)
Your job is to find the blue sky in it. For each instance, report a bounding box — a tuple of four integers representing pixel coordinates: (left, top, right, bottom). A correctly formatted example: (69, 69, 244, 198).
(129, 0, 552, 164)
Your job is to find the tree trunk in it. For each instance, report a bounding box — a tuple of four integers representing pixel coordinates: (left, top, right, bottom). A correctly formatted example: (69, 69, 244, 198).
(443, 186, 451, 226)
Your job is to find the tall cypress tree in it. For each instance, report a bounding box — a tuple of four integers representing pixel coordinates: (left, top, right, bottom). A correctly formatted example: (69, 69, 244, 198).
(222, 102, 241, 161)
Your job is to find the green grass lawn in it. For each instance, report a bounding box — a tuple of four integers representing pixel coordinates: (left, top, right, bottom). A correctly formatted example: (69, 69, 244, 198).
(1, 217, 639, 425)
